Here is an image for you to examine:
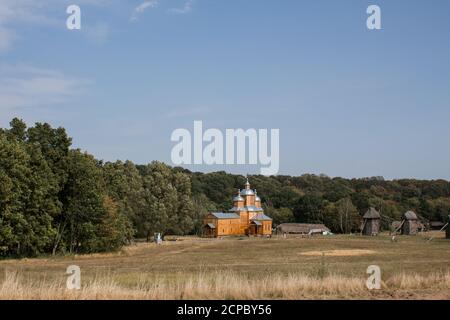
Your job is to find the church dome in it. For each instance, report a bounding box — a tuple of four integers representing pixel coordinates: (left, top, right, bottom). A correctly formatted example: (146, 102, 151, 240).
(240, 189, 255, 196)
(240, 177, 255, 195)
(233, 189, 244, 202)
(255, 190, 261, 202)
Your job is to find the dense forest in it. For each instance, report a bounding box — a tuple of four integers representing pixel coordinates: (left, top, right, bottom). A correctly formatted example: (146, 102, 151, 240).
(1, 119, 449, 257)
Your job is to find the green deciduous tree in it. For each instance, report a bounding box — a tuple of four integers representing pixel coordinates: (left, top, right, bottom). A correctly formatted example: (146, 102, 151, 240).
(136, 162, 195, 240)
(293, 193, 326, 223)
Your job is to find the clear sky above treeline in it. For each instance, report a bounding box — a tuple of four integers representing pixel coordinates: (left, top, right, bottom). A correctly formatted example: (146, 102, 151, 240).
(1, 0, 449, 180)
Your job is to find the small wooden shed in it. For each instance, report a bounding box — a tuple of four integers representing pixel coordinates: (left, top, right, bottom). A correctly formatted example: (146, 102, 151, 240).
(401, 211, 419, 235)
(361, 207, 381, 236)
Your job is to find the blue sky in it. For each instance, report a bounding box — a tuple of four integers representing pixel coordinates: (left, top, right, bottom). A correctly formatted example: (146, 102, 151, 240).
(1, 0, 450, 179)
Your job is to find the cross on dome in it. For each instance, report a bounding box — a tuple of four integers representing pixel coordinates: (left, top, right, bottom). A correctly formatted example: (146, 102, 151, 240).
(245, 177, 251, 190)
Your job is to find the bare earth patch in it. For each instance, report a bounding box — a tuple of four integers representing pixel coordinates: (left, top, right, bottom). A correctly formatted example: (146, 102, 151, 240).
(300, 249, 376, 257)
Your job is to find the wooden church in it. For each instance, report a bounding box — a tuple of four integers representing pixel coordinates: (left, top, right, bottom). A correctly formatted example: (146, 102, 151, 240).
(203, 179, 272, 237)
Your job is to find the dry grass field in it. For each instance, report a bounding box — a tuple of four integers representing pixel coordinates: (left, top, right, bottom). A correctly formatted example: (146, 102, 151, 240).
(0, 232, 449, 300)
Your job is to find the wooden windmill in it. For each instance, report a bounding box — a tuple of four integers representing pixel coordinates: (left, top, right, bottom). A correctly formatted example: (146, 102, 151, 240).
(401, 211, 420, 235)
(361, 208, 381, 236)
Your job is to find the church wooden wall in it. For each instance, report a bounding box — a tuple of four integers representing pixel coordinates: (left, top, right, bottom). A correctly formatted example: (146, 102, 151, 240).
(203, 216, 272, 237)
(245, 195, 255, 206)
(261, 221, 272, 235)
(235, 200, 244, 208)
(216, 219, 241, 236)
(239, 212, 249, 234)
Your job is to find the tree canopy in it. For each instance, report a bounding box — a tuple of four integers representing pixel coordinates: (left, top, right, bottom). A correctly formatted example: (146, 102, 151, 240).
(1, 118, 449, 257)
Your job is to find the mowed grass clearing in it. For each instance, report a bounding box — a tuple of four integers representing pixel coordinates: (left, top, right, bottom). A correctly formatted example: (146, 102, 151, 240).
(0, 232, 449, 299)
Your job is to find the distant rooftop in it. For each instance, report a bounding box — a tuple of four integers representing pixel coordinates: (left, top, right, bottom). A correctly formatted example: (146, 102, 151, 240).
(250, 213, 272, 221)
(230, 206, 263, 212)
(363, 207, 381, 219)
(403, 211, 418, 220)
(210, 212, 240, 219)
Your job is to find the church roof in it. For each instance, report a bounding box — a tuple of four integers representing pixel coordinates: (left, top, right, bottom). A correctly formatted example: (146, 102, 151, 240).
(210, 212, 240, 219)
(229, 206, 263, 212)
(240, 177, 255, 196)
(250, 213, 272, 221)
(246, 206, 263, 212)
(240, 189, 255, 196)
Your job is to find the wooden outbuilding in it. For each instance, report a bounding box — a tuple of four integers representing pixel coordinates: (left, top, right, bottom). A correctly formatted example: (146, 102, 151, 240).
(401, 211, 420, 235)
(361, 207, 381, 236)
(276, 223, 330, 235)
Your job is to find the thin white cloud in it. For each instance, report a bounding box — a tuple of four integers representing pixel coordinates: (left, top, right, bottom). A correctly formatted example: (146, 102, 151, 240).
(0, 0, 60, 26)
(0, 0, 114, 52)
(131, 0, 159, 22)
(136, 0, 159, 13)
(0, 64, 90, 110)
(168, 0, 194, 14)
(0, 0, 39, 52)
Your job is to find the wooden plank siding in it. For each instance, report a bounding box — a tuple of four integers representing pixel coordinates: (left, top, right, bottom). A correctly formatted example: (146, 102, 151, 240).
(216, 218, 241, 236)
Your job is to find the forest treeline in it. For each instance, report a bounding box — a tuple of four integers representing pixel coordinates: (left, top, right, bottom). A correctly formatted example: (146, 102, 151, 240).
(1, 119, 449, 257)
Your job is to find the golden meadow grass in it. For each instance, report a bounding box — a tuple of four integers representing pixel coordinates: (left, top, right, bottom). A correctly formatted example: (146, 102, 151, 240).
(1, 234, 449, 299)
(1, 270, 449, 300)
